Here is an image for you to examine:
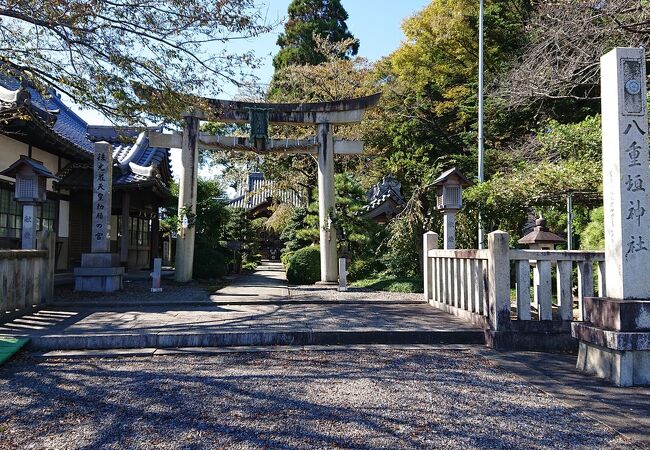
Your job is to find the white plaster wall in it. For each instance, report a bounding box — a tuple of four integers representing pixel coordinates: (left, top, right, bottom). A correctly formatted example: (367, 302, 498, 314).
(31, 147, 60, 191)
(0, 134, 64, 192)
(0, 134, 29, 184)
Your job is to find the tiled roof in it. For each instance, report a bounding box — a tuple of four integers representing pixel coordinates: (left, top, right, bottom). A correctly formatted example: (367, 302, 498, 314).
(0, 75, 172, 194)
(228, 172, 303, 210)
(362, 176, 406, 220)
(0, 76, 94, 155)
(57, 130, 172, 194)
(88, 125, 155, 143)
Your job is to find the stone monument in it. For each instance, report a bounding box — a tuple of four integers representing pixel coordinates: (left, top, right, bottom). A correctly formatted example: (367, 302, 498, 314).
(73, 142, 125, 292)
(572, 47, 650, 386)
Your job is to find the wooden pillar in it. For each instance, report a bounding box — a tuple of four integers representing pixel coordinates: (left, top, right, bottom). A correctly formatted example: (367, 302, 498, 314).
(175, 114, 201, 282)
(317, 122, 338, 283)
(120, 192, 130, 268)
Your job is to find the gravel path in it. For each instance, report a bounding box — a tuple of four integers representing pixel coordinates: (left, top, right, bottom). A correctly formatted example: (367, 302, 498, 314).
(0, 348, 630, 449)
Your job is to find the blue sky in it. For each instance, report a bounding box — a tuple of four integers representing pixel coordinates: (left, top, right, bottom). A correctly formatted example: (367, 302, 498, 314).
(71, 0, 430, 125)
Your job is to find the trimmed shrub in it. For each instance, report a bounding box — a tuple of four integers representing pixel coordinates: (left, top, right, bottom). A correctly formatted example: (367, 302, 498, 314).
(193, 244, 232, 280)
(286, 246, 320, 285)
(280, 251, 294, 266)
(348, 258, 384, 281)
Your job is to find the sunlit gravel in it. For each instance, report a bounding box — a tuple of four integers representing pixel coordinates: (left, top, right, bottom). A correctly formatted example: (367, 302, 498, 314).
(0, 349, 631, 449)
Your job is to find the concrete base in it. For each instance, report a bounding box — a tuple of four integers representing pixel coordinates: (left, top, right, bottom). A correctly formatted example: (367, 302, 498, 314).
(576, 340, 650, 387)
(74, 253, 124, 293)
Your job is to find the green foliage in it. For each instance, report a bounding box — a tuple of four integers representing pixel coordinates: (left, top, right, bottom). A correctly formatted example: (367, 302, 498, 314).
(264, 203, 296, 234)
(460, 115, 603, 246)
(226, 208, 261, 271)
(280, 207, 315, 254)
(581, 207, 605, 250)
(195, 179, 230, 247)
(285, 246, 321, 285)
(536, 116, 602, 161)
(192, 245, 232, 280)
(381, 213, 423, 277)
(273, 0, 358, 70)
(351, 276, 424, 294)
(347, 258, 383, 282)
(333, 173, 382, 260)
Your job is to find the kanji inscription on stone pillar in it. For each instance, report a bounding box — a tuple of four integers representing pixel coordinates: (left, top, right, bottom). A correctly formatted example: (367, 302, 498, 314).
(91, 142, 113, 253)
(601, 47, 650, 299)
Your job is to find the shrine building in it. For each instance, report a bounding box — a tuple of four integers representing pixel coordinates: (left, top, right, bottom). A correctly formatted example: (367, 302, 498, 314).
(0, 77, 173, 271)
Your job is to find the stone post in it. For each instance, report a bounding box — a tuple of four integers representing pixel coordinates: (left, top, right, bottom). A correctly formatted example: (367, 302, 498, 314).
(487, 230, 511, 332)
(175, 114, 201, 282)
(21, 204, 36, 250)
(572, 47, 650, 386)
(317, 122, 338, 283)
(423, 231, 439, 302)
(91, 142, 113, 253)
(151, 257, 162, 293)
(120, 192, 130, 267)
(443, 212, 456, 250)
(338, 257, 347, 292)
(73, 142, 124, 292)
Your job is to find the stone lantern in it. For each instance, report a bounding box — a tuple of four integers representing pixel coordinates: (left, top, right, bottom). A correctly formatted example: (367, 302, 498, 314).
(517, 217, 565, 250)
(432, 168, 472, 249)
(0, 156, 58, 249)
(518, 216, 565, 311)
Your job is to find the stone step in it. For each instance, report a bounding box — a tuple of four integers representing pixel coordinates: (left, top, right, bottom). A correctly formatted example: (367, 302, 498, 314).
(50, 299, 427, 308)
(28, 329, 485, 351)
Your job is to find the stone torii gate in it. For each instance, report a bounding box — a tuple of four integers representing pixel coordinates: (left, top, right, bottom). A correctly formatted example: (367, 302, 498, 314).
(150, 93, 380, 284)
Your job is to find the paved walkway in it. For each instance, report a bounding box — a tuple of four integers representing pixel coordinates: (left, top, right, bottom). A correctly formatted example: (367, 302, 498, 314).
(0, 262, 483, 350)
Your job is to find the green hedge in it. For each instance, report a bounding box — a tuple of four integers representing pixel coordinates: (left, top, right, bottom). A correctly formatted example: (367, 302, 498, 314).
(193, 244, 232, 280)
(285, 246, 320, 285)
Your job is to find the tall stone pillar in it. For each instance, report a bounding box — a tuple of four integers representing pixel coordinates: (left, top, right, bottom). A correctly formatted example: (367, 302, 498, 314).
(74, 142, 124, 292)
(317, 122, 338, 283)
(175, 114, 200, 282)
(572, 47, 650, 386)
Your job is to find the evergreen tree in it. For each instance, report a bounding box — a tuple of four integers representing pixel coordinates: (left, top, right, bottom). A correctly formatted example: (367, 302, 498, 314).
(273, 0, 359, 70)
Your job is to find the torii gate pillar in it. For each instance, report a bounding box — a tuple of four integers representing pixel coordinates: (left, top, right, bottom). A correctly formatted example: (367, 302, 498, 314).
(175, 113, 201, 283)
(317, 123, 338, 283)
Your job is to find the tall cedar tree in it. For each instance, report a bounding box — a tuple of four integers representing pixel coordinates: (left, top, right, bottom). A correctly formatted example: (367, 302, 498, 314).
(273, 0, 359, 70)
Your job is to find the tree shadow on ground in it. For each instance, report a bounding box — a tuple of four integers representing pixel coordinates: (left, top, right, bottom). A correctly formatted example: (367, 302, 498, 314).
(0, 349, 628, 449)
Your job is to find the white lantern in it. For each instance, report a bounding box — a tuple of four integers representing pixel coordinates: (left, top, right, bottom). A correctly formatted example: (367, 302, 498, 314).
(432, 168, 472, 213)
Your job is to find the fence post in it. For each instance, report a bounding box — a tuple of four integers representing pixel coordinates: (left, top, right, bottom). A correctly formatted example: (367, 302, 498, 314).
(37, 231, 56, 303)
(487, 230, 511, 331)
(423, 232, 439, 302)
